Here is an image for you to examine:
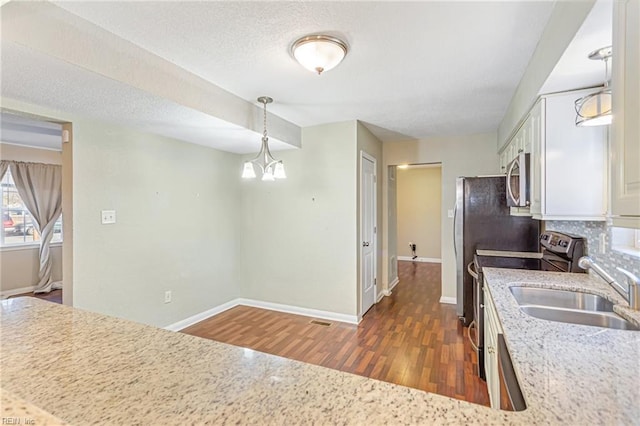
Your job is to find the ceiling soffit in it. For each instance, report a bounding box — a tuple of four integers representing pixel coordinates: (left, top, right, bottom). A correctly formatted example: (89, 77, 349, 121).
(1, 2, 300, 153)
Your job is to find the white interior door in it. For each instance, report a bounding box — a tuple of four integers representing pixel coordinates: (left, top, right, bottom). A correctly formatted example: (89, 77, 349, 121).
(361, 152, 376, 316)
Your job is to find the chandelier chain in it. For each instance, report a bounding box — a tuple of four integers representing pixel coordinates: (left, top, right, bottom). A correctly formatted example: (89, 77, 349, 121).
(263, 100, 268, 139)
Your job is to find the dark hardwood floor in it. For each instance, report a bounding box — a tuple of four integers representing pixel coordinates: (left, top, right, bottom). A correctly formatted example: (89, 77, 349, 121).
(10, 289, 62, 304)
(182, 261, 490, 406)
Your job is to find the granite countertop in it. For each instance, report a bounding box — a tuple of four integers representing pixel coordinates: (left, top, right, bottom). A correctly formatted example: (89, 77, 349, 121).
(2, 270, 639, 425)
(481, 268, 640, 425)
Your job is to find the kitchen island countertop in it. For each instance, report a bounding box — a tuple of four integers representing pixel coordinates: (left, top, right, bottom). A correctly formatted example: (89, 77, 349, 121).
(2, 268, 639, 425)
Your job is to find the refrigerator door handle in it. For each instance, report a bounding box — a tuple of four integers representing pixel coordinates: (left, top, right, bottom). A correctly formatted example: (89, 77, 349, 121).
(453, 203, 458, 257)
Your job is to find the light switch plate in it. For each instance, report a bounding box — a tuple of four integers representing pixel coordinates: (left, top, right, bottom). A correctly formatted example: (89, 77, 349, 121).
(447, 209, 454, 218)
(101, 210, 116, 224)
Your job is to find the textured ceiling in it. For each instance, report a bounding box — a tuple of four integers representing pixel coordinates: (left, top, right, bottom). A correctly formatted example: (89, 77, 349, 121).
(0, 41, 291, 154)
(44, 1, 555, 142)
(2, 1, 584, 152)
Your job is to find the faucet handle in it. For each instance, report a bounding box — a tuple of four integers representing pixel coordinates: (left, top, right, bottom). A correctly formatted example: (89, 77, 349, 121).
(616, 267, 640, 310)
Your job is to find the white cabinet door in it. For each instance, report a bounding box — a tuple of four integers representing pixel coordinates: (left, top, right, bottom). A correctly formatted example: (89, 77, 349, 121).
(529, 99, 544, 217)
(543, 91, 607, 219)
(611, 0, 640, 227)
(526, 90, 606, 221)
(484, 284, 501, 410)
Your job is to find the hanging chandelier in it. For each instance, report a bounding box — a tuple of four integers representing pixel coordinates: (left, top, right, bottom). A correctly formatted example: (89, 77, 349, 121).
(241, 96, 286, 181)
(575, 46, 612, 127)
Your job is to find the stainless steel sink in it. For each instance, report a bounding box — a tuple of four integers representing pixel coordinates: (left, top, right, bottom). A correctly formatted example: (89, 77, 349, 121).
(510, 286, 640, 331)
(520, 306, 640, 330)
(510, 287, 614, 312)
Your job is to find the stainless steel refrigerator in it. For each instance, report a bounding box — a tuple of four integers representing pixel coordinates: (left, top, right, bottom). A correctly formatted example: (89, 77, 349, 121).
(454, 176, 540, 325)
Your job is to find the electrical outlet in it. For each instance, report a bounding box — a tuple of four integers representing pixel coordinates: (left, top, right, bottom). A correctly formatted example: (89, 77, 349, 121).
(599, 233, 606, 254)
(164, 291, 172, 304)
(101, 210, 116, 224)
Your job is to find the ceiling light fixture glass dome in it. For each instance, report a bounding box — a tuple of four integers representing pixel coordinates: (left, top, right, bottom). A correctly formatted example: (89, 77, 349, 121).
(291, 35, 348, 75)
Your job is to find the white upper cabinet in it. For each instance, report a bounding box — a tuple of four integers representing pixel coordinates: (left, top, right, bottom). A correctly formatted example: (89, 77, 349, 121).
(611, 0, 640, 228)
(500, 89, 607, 220)
(530, 89, 607, 221)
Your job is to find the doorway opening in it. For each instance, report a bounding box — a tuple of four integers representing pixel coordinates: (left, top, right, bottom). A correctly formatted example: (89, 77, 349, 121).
(385, 162, 443, 296)
(0, 110, 73, 306)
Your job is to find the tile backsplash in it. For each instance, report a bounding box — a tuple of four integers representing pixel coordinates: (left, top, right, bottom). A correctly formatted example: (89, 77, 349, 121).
(545, 221, 640, 286)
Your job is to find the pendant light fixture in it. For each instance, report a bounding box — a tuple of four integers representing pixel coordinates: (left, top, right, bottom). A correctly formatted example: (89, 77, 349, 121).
(575, 46, 612, 127)
(292, 35, 348, 75)
(241, 96, 286, 181)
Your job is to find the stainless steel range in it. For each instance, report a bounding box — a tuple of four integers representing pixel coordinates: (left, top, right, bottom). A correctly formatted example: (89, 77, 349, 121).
(469, 230, 585, 379)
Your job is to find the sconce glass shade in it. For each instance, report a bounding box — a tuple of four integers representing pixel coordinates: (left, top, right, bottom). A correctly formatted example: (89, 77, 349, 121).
(242, 161, 256, 179)
(575, 89, 612, 126)
(292, 35, 348, 75)
(262, 167, 275, 181)
(274, 162, 286, 179)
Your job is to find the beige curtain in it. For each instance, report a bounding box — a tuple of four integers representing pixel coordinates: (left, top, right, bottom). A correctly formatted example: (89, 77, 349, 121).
(10, 161, 62, 293)
(0, 161, 8, 180)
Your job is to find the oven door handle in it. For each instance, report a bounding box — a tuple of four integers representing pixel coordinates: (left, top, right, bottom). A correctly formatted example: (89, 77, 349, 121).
(467, 261, 478, 280)
(467, 320, 479, 352)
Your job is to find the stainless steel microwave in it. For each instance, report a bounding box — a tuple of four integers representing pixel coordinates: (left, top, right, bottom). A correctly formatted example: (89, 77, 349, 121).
(506, 152, 530, 207)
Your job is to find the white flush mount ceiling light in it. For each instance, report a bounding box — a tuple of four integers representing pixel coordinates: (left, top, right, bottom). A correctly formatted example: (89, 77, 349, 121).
(241, 96, 286, 181)
(575, 46, 612, 127)
(292, 35, 348, 75)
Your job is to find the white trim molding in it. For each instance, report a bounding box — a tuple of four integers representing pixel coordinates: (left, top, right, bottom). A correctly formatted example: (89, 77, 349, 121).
(382, 277, 399, 297)
(164, 298, 360, 331)
(238, 298, 359, 325)
(1, 285, 36, 299)
(163, 299, 239, 331)
(439, 296, 457, 305)
(389, 276, 399, 291)
(397, 256, 442, 263)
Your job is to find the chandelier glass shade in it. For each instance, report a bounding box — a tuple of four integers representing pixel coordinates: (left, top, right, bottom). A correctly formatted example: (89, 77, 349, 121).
(241, 96, 286, 181)
(575, 46, 613, 127)
(292, 35, 348, 75)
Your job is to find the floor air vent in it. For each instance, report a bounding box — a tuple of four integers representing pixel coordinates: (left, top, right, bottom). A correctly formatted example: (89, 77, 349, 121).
(309, 320, 332, 327)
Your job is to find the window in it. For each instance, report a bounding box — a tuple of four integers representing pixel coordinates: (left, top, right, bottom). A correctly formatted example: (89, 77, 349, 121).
(1, 170, 62, 247)
(611, 226, 640, 258)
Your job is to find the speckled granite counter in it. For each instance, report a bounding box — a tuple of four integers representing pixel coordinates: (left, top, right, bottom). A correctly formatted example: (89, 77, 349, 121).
(2, 271, 639, 426)
(482, 268, 640, 425)
(0, 297, 506, 425)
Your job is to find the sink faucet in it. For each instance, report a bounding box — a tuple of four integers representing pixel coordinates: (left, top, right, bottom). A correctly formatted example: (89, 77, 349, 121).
(578, 256, 640, 310)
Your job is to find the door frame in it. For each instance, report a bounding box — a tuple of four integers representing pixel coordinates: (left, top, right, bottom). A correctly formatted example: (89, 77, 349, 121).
(359, 150, 377, 318)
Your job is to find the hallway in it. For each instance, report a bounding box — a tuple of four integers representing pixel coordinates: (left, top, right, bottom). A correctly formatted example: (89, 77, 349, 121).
(183, 261, 489, 406)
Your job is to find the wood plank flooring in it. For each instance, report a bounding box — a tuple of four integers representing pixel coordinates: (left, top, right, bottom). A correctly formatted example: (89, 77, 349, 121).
(10, 289, 62, 304)
(182, 261, 490, 406)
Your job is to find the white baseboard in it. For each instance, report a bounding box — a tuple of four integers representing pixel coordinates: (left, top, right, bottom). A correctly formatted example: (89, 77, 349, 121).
(376, 291, 384, 302)
(1, 285, 36, 299)
(165, 297, 360, 331)
(164, 298, 240, 331)
(439, 296, 457, 305)
(397, 256, 442, 263)
(238, 298, 359, 325)
(389, 277, 399, 291)
(382, 277, 399, 297)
